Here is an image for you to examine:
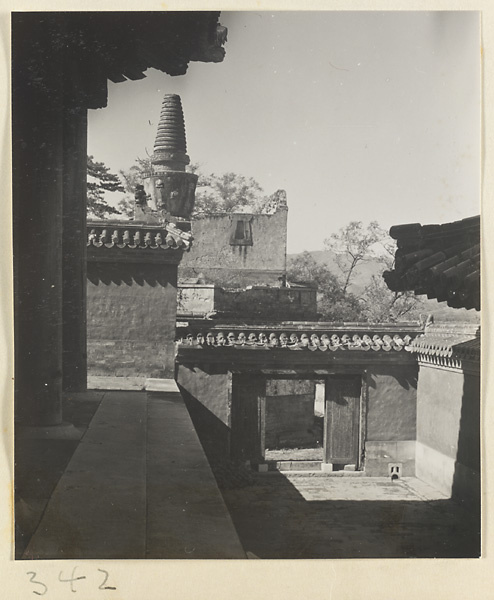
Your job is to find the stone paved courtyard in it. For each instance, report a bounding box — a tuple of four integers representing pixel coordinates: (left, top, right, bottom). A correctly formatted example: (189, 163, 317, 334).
(221, 473, 481, 559)
(16, 392, 481, 560)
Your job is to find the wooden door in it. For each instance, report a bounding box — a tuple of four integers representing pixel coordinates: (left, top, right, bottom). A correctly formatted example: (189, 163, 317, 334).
(231, 374, 266, 463)
(324, 375, 361, 468)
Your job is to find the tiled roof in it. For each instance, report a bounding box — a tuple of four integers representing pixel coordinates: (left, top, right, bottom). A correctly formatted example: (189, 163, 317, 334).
(383, 216, 480, 311)
(176, 322, 423, 352)
(15, 13, 226, 104)
(87, 222, 192, 250)
(406, 324, 480, 368)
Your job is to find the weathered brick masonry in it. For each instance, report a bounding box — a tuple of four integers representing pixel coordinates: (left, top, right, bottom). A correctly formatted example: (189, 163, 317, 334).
(179, 200, 288, 288)
(87, 223, 190, 384)
(87, 261, 179, 379)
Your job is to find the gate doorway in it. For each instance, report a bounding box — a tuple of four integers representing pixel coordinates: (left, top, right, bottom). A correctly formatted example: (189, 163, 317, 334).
(231, 373, 364, 471)
(264, 379, 324, 463)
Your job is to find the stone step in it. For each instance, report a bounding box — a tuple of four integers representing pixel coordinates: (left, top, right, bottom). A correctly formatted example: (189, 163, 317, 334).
(259, 470, 367, 478)
(268, 460, 322, 471)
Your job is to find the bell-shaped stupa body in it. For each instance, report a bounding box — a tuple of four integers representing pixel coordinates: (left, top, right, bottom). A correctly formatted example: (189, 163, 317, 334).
(143, 94, 198, 219)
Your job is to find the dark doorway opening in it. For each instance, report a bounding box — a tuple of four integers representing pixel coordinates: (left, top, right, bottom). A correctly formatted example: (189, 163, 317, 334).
(231, 372, 364, 472)
(264, 379, 324, 463)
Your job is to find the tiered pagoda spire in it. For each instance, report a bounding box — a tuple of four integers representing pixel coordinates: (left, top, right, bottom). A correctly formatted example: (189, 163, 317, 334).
(151, 94, 190, 172)
(140, 93, 198, 220)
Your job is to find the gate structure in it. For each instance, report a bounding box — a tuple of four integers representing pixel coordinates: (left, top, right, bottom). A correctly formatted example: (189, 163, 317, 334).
(176, 322, 421, 476)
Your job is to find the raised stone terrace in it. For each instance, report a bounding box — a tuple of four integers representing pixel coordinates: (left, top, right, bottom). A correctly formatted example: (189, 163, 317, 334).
(16, 388, 245, 559)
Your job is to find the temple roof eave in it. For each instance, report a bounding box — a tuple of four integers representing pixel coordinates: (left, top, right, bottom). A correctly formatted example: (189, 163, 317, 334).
(383, 215, 480, 311)
(405, 323, 480, 363)
(14, 12, 227, 110)
(87, 221, 193, 251)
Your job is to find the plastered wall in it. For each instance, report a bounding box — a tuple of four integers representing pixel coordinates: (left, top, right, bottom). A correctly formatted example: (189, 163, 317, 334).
(415, 364, 480, 507)
(176, 364, 232, 459)
(87, 262, 178, 380)
(364, 365, 418, 476)
(179, 210, 287, 287)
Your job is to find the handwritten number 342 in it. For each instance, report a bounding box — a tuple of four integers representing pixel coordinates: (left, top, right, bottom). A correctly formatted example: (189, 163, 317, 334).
(27, 569, 116, 595)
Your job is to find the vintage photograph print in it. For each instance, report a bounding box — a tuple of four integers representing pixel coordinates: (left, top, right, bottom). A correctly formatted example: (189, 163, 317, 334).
(13, 10, 480, 560)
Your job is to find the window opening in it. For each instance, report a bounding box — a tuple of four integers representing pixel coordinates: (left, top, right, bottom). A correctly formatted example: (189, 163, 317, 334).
(230, 218, 253, 246)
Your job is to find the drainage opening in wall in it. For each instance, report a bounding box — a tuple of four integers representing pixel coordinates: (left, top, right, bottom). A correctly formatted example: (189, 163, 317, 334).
(388, 463, 402, 481)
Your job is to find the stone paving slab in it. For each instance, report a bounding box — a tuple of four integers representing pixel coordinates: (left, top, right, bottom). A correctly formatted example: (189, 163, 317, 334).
(221, 472, 480, 559)
(281, 476, 447, 502)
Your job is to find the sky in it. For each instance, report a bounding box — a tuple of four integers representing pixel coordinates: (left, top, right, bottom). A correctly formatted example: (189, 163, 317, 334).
(87, 11, 481, 254)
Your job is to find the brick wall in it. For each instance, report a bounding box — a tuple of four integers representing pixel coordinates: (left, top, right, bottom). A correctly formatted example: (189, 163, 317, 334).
(87, 262, 178, 380)
(179, 209, 287, 287)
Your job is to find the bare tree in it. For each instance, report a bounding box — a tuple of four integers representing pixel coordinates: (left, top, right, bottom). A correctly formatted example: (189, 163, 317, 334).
(297, 220, 425, 322)
(324, 221, 384, 294)
(287, 251, 364, 321)
(360, 232, 423, 322)
(362, 274, 423, 322)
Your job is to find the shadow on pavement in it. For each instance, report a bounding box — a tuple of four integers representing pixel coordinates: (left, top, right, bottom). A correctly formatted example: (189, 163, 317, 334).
(15, 392, 104, 558)
(221, 472, 480, 559)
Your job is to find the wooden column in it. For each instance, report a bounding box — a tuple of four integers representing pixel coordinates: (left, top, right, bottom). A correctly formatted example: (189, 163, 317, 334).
(13, 23, 65, 425)
(62, 106, 88, 391)
(230, 374, 266, 463)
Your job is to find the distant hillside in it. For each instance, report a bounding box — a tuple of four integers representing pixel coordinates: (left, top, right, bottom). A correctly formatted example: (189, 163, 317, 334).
(302, 250, 383, 293)
(287, 250, 480, 325)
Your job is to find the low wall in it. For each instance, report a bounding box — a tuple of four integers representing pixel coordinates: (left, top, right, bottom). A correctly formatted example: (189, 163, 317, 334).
(177, 284, 215, 317)
(177, 284, 317, 320)
(175, 323, 424, 472)
(415, 365, 480, 507)
(176, 364, 232, 460)
(216, 287, 317, 321)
